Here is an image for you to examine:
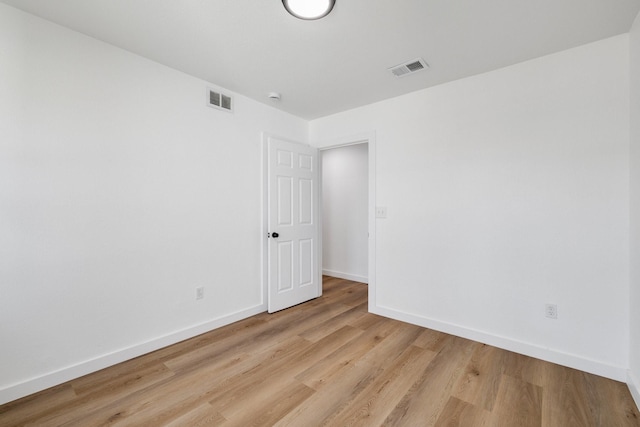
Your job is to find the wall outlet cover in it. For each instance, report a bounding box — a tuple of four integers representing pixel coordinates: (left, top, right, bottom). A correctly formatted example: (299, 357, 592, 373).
(376, 206, 388, 218)
(545, 303, 557, 319)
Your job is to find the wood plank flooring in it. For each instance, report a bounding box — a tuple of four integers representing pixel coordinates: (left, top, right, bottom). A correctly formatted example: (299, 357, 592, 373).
(1, 276, 638, 426)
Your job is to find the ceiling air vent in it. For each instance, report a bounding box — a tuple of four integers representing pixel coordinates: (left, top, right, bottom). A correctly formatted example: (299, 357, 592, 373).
(388, 58, 429, 78)
(207, 87, 233, 113)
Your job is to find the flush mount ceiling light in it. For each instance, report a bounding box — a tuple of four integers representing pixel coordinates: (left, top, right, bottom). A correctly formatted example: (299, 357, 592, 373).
(282, 0, 336, 20)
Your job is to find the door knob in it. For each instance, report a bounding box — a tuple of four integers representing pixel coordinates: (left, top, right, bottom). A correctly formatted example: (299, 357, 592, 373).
(271, 232, 279, 238)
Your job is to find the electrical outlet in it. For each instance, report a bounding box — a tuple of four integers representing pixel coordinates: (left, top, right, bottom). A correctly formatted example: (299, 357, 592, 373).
(196, 287, 204, 300)
(545, 303, 557, 319)
(375, 206, 387, 218)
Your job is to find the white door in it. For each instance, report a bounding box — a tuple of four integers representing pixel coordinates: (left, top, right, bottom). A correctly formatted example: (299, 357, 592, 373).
(267, 136, 321, 313)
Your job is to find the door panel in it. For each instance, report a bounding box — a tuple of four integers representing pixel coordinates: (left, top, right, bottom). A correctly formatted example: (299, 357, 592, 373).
(299, 179, 313, 224)
(277, 241, 293, 292)
(299, 238, 313, 286)
(268, 136, 320, 312)
(277, 176, 293, 226)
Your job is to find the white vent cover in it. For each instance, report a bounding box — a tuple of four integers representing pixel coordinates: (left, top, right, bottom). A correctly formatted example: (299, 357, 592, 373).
(207, 87, 233, 112)
(388, 58, 429, 78)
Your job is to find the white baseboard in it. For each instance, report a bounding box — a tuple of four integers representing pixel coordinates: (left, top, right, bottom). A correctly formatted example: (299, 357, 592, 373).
(0, 304, 266, 406)
(629, 370, 640, 412)
(322, 269, 368, 284)
(370, 304, 627, 382)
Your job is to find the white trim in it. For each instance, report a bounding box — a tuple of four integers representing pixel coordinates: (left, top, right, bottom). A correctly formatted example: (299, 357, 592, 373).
(0, 304, 266, 405)
(370, 304, 628, 382)
(368, 136, 377, 312)
(261, 132, 270, 308)
(322, 269, 368, 284)
(318, 146, 324, 295)
(315, 131, 377, 312)
(629, 370, 640, 411)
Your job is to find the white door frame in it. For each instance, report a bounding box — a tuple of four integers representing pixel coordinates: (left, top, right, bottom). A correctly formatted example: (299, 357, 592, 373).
(261, 131, 376, 312)
(317, 132, 376, 312)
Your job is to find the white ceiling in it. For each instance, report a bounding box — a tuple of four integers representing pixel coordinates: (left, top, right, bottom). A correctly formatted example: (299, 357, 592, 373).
(2, 0, 639, 119)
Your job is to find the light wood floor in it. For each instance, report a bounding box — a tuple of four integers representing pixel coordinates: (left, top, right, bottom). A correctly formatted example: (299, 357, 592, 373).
(1, 277, 638, 426)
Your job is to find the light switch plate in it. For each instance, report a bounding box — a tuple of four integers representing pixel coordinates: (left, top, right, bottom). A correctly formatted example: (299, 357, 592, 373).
(376, 206, 387, 218)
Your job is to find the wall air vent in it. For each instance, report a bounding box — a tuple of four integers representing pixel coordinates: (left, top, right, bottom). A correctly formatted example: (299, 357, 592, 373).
(207, 87, 233, 112)
(388, 58, 429, 78)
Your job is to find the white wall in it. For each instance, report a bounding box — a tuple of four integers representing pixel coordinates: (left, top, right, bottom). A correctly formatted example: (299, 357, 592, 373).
(310, 35, 630, 380)
(0, 3, 307, 404)
(0, 0, 635, 406)
(321, 144, 368, 282)
(629, 10, 640, 409)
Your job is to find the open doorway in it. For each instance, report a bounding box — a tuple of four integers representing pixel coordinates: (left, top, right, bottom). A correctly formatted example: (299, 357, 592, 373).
(320, 143, 369, 284)
(316, 132, 376, 311)
(261, 132, 376, 313)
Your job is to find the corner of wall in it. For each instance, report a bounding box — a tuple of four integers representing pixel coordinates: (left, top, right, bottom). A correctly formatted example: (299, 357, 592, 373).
(629, 370, 640, 413)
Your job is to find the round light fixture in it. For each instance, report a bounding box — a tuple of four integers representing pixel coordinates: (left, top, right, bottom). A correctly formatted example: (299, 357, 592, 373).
(282, 0, 336, 20)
